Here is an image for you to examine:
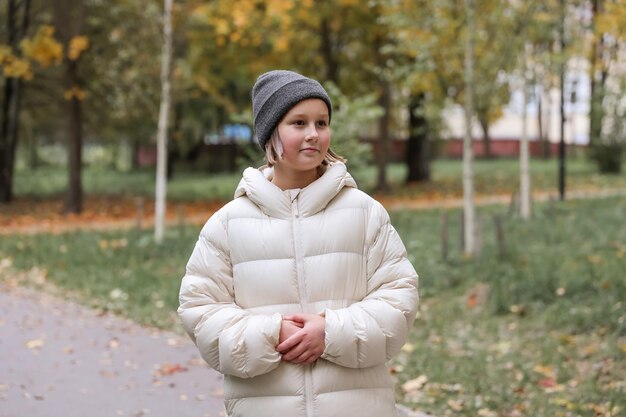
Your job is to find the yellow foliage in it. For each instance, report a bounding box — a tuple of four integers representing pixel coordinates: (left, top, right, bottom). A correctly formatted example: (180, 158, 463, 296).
(2, 57, 33, 80)
(190, 4, 211, 21)
(274, 36, 289, 52)
(64, 86, 87, 101)
(0, 45, 13, 64)
(68, 36, 89, 60)
(596, 1, 626, 38)
(21, 25, 63, 68)
(267, 0, 293, 17)
(230, 31, 241, 43)
(215, 19, 230, 36)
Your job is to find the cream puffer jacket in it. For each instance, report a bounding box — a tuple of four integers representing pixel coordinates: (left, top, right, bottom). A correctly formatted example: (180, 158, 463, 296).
(178, 162, 419, 417)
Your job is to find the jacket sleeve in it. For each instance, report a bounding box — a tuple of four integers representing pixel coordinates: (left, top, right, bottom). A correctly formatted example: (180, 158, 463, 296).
(177, 213, 282, 379)
(321, 202, 419, 369)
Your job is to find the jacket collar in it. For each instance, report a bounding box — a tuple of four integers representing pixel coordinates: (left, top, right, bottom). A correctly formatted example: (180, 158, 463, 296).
(234, 162, 357, 218)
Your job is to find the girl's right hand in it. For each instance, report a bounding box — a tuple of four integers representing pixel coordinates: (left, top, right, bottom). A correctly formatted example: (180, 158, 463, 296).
(279, 318, 303, 345)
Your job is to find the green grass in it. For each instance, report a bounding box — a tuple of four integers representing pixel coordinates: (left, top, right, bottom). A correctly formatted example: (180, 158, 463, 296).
(11, 157, 626, 202)
(0, 196, 625, 416)
(391, 197, 626, 416)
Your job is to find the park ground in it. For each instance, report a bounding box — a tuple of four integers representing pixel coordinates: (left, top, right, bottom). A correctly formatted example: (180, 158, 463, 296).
(1, 158, 625, 417)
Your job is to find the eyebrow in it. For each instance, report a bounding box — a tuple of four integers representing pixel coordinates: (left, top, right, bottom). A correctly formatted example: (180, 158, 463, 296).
(289, 113, 329, 118)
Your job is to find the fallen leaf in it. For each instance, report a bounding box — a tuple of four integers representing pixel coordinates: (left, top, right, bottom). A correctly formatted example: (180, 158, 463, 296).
(26, 338, 44, 349)
(509, 304, 525, 315)
(401, 343, 415, 353)
(581, 343, 599, 358)
(466, 283, 489, 309)
(108, 338, 120, 349)
(154, 363, 188, 377)
(467, 293, 478, 309)
(447, 399, 464, 411)
(538, 378, 556, 388)
(478, 408, 497, 417)
(401, 375, 428, 393)
(533, 364, 556, 379)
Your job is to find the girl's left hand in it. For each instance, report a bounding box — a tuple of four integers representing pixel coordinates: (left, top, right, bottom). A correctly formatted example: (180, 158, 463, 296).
(276, 313, 325, 364)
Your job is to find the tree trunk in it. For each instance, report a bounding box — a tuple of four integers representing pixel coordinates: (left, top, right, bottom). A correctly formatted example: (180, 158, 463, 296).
(53, 0, 85, 214)
(520, 69, 531, 220)
(375, 79, 391, 193)
(478, 116, 491, 159)
(0, 78, 16, 203)
(154, 0, 173, 243)
(588, 0, 604, 146)
(463, 0, 476, 256)
(558, 0, 566, 201)
(536, 88, 550, 159)
(319, 18, 339, 85)
(405, 93, 430, 183)
(0, 0, 30, 203)
(65, 59, 83, 213)
(373, 32, 391, 194)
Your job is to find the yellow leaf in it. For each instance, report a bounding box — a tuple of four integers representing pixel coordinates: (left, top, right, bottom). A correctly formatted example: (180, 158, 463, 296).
(68, 36, 89, 60)
(21, 25, 63, 68)
(0, 45, 13, 64)
(2, 57, 32, 80)
(401, 342, 415, 352)
(533, 364, 556, 379)
(64, 86, 87, 101)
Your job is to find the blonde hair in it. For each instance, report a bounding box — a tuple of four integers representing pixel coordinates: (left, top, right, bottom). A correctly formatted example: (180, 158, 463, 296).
(264, 129, 347, 167)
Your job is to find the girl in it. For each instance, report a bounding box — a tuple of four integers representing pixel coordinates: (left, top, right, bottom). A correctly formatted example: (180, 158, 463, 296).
(178, 70, 419, 417)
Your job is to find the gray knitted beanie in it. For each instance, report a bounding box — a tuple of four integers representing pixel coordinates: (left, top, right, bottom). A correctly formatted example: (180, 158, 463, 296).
(252, 70, 332, 151)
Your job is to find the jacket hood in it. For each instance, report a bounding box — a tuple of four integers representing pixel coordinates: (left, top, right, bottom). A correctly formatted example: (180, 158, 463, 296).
(234, 162, 357, 218)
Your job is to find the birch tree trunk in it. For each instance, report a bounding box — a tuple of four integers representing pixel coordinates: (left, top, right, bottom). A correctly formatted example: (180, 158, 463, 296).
(520, 48, 531, 220)
(463, 0, 476, 256)
(154, 0, 173, 243)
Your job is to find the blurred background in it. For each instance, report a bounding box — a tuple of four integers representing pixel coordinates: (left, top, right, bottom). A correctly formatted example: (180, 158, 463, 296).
(0, 1, 625, 416)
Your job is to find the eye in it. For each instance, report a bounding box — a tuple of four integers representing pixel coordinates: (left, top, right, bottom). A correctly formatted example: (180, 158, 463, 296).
(294, 120, 306, 126)
(317, 120, 328, 127)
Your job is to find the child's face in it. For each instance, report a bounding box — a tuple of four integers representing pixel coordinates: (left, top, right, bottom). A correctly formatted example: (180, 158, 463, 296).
(276, 98, 330, 175)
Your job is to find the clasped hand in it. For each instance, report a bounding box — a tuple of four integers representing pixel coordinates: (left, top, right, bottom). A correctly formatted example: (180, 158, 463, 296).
(276, 313, 325, 365)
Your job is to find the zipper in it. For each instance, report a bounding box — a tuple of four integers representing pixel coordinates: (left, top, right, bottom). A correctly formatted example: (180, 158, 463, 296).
(291, 197, 314, 417)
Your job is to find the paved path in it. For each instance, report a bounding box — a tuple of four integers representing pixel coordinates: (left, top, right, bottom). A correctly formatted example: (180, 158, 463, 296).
(0, 284, 225, 417)
(0, 284, 427, 417)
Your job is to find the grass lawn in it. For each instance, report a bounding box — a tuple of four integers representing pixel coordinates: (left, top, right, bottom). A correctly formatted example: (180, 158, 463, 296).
(11, 157, 626, 202)
(0, 196, 624, 416)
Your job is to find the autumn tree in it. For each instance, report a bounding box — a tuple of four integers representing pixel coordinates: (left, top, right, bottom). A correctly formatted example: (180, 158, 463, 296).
(183, 0, 397, 192)
(588, 0, 626, 173)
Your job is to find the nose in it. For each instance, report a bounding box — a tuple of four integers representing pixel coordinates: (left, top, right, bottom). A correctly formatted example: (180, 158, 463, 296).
(305, 123, 319, 141)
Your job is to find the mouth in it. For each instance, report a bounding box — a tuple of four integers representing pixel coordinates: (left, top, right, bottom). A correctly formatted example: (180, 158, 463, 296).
(300, 147, 320, 153)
